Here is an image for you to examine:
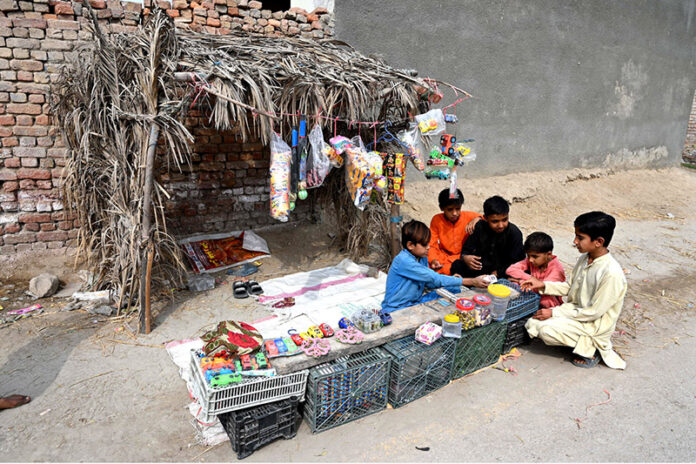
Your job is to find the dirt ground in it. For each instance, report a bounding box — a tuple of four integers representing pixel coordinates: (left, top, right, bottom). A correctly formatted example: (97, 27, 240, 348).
(1, 166, 695, 461)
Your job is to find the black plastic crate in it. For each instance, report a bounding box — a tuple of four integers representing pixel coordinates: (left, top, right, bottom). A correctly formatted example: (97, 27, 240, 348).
(218, 397, 300, 460)
(451, 322, 506, 379)
(304, 348, 391, 433)
(496, 279, 541, 322)
(382, 335, 456, 408)
(502, 315, 533, 353)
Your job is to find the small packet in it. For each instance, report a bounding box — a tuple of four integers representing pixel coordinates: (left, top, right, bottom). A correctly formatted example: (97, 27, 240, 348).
(398, 123, 426, 171)
(415, 108, 445, 135)
(307, 124, 332, 188)
(329, 135, 352, 155)
(415, 322, 442, 345)
(269, 132, 292, 222)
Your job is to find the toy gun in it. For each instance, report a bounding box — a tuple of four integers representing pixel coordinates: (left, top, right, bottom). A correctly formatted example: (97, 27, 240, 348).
(297, 119, 308, 200)
(205, 367, 238, 383)
(210, 373, 243, 388)
(200, 356, 235, 371)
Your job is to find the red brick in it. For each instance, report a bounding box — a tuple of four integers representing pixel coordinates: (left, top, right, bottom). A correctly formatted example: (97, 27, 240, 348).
(2, 136, 17, 147)
(23, 222, 39, 232)
(15, 114, 31, 125)
(4, 232, 36, 244)
(3, 180, 18, 192)
(37, 230, 67, 241)
(4, 223, 20, 234)
(36, 179, 52, 189)
(206, 16, 219, 26)
(10, 59, 43, 71)
(89, 0, 106, 7)
(40, 222, 55, 231)
(35, 114, 49, 125)
(18, 178, 35, 189)
(57, 220, 71, 230)
(13, 146, 45, 157)
(0, 114, 14, 125)
(18, 212, 51, 223)
(166, 8, 179, 17)
(14, 126, 47, 136)
(4, 157, 20, 168)
(17, 168, 51, 179)
(53, 2, 74, 15)
(20, 157, 37, 167)
(12, 18, 47, 29)
(7, 103, 41, 114)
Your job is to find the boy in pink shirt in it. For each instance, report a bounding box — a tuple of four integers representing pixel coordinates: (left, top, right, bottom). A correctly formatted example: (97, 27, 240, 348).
(506, 232, 565, 308)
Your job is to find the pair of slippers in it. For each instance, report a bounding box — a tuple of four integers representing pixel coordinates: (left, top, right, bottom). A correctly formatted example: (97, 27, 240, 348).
(233, 280, 263, 299)
(572, 354, 600, 368)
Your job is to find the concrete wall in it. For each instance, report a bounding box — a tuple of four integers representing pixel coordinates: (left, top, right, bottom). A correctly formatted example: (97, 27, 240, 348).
(335, 0, 696, 176)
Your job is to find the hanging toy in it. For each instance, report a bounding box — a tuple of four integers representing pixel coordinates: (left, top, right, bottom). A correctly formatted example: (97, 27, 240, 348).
(289, 127, 299, 210)
(297, 119, 308, 201)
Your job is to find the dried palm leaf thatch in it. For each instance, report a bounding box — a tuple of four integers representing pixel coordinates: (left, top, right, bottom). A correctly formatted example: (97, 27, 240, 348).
(52, 10, 192, 311)
(52, 7, 457, 309)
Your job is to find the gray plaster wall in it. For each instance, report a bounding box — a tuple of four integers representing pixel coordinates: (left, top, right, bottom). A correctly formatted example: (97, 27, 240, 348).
(335, 0, 696, 176)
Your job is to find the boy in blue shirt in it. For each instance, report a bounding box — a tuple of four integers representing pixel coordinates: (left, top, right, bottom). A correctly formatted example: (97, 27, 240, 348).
(381, 220, 488, 314)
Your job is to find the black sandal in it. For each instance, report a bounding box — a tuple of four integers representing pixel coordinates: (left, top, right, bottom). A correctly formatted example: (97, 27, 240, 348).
(246, 280, 264, 295)
(571, 354, 600, 368)
(233, 281, 249, 299)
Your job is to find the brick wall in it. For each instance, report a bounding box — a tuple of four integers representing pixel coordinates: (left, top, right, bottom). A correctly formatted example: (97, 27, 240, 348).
(684, 90, 696, 161)
(0, 0, 333, 254)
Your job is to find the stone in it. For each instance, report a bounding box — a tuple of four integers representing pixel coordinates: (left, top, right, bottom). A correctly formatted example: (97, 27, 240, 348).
(87, 304, 115, 316)
(28, 272, 59, 298)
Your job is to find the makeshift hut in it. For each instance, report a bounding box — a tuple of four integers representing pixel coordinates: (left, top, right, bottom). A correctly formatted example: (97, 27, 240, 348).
(51, 8, 470, 331)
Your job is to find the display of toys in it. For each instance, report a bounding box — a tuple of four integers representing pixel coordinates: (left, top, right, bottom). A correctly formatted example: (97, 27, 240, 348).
(440, 134, 456, 156)
(264, 340, 279, 357)
(444, 114, 459, 124)
(319, 323, 334, 338)
(201, 356, 234, 372)
(205, 367, 237, 383)
(336, 326, 365, 345)
(307, 325, 324, 338)
(351, 308, 382, 334)
(210, 373, 244, 388)
(425, 168, 450, 180)
(288, 329, 304, 346)
(301, 338, 331, 357)
(418, 119, 438, 133)
(338, 317, 354, 329)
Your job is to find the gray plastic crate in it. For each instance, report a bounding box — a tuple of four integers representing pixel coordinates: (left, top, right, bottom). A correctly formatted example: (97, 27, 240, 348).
(451, 322, 506, 379)
(189, 350, 308, 422)
(382, 336, 456, 408)
(303, 348, 391, 433)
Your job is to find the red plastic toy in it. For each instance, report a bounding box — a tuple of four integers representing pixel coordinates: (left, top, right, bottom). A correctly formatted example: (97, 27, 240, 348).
(319, 323, 334, 338)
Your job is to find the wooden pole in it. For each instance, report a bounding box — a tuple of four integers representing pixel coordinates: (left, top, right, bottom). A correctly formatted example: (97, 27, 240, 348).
(139, 123, 160, 334)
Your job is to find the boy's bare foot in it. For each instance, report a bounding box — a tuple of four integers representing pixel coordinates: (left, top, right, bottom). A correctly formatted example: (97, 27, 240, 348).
(571, 355, 600, 368)
(0, 394, 31, 409)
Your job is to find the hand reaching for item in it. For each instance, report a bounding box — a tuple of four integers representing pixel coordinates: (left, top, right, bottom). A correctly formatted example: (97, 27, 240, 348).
(520, 276, 545, 292)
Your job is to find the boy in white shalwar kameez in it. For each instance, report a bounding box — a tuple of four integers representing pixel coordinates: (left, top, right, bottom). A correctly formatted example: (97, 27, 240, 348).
(522, 211, 627, 369)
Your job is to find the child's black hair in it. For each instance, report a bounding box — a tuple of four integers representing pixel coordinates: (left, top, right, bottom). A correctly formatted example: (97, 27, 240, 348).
(401, 220, 431, 249)
(483, 195, 510, 217)
(574, 211, 616, 247)
(438, 188, 464, 209)
(524, 232, 554, 253)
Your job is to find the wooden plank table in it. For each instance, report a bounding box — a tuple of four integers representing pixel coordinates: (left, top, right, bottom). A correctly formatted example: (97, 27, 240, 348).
(272, 287, 518, 374)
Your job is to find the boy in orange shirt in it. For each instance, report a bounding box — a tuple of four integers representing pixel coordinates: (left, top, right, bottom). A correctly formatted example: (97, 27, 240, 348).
(428, 188, 482, 275)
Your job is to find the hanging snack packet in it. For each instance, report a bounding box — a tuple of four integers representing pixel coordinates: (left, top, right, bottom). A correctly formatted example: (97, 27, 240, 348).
(307, 124, 332, 188)
(270, 132, 292, 222)
(415, 108, 446, 135)
(329, 135, 352, 155)
(398, 123, 426, 171)
(345, 137, 380, 210)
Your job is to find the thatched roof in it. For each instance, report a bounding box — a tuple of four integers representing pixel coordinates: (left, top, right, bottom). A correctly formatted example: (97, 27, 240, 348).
(50, 7, 455, 317)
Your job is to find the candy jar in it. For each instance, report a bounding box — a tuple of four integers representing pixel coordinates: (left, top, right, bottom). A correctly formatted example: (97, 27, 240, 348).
(472, 294, 492, 326)
(455, 298, 476, 330)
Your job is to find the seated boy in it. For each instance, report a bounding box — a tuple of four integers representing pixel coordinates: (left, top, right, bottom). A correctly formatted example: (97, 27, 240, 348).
(506, 231, 565, 309)
(522, 212, 627, 369)
(428, 188, 482, 275)
(451, 195, 525, 278)
(382, 220, 488, 314)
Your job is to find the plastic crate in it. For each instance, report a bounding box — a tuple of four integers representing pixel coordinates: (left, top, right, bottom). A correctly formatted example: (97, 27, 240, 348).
(502, 315, 533, 353)
(496, 279, 541, 322)
(451, 322, 506, 379)
(189, 350, 308, 421)
(382, 335, 456, 408)
(304, 348, 391, 433)
(218, 397, 300, 460)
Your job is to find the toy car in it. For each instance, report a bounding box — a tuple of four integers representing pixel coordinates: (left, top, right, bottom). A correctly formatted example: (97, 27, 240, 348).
(264, 340, 280, 357)
(424, 169, 450, 180)
(254, 352, 269, 369)
(239, 354, 254, 371)
(273, 338, 288, 353)
(201, 356, 233, 371)
(307, 325, 324, 338)
(444, 114, 458, 124)
(418, 119, 438, 133)
(378, 310, 393, 326)
(288, 329, 304, 346)
(283, 337, 299, 354)
(440, 134, 456, 156)
(319, 323, 334, 337)
(210, 373, 243, 388)
(338, 317, 354, 329)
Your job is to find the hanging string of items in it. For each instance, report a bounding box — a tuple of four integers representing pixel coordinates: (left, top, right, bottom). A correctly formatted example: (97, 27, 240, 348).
(188, 73, 477, 221)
